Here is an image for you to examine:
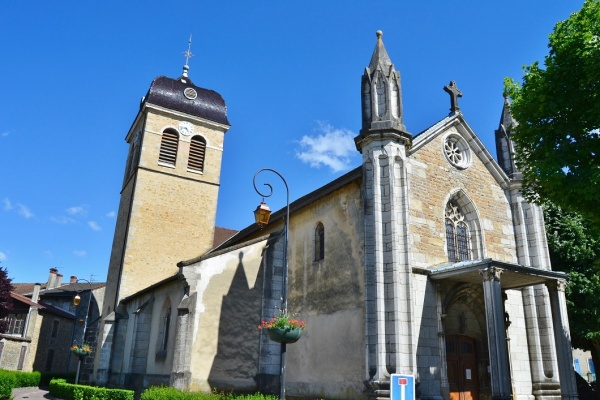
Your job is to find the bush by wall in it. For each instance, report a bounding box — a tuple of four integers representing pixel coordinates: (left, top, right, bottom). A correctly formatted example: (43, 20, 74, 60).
(140, 386, 277, 400)
(0, 370, 16, 400)
(0, 369, 41, 399)
(49, 379, 134, 400)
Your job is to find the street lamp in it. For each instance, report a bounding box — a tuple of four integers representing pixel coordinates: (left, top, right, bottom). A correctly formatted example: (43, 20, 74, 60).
(253, 168, 289, 400)
(72, 278, 92, 385)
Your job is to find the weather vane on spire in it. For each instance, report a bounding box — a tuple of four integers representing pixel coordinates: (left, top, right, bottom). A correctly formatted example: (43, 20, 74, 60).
(183, 35, 193, 66)
(181, 35, 193, 79)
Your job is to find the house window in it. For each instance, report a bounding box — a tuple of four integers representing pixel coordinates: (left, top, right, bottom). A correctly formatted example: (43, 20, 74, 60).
(158, 129, 179, 166)
(314, 222, 324, 262)
(188, 135, 207, 173)
(445, 201, 471, 262)
(51, 320, 59, 338)
(5, 314, 26, 335)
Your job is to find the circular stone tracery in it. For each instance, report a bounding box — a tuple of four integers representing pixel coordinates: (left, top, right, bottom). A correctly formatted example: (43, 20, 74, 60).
(444, 134, 471, 169)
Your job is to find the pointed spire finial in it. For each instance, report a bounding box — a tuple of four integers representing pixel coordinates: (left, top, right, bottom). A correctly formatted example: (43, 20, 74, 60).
(182, 35, 193, 78)
(376, 30, 383, 40)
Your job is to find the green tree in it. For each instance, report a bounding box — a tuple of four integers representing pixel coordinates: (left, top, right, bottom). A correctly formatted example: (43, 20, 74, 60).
(0, 266, 13, 333)
(543, 202, 600, 380)
(505, 0, 600, 229)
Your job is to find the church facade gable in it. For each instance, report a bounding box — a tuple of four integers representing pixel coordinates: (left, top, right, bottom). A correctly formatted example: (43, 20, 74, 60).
(407, 120, 517, 268)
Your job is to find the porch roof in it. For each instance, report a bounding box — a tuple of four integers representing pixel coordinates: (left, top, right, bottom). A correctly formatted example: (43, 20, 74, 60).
(427, 258, 567, 289)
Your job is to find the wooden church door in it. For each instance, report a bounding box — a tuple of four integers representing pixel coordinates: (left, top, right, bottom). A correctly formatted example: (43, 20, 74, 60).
(446, 335, 479, 400)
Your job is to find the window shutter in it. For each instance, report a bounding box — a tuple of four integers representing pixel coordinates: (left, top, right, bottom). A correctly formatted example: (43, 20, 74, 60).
(159, 131, 179, 165)
(188, 136, 206, 172)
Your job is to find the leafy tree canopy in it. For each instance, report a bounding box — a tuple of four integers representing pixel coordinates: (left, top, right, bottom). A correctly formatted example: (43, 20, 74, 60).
(0, 266, 14, 334)
(505, 0, 600, 229)
(544, 202, 600, 352)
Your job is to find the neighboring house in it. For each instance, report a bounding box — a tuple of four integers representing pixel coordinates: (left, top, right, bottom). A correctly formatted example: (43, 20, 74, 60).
(94, 32, 578, 400)
(6, 268, 105, 381)
(573, 349, 596, 383)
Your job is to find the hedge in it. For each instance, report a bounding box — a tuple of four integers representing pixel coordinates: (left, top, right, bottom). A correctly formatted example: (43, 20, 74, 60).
(140, 386, 277, 400)
(0, 369, 41, 399)
(49, 379, 134, 400)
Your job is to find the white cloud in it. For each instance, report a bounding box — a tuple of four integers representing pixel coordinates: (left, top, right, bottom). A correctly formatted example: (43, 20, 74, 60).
(0, 252, 6, 261)
(88, 221, 101, 231)
(1, 131, 8, 138)
(50, 216, 76, 224)
(3, 199, 12, 211)
(73, 250, 87, 257)
(106, 211, 116, 218)
(17, 203, 34, 219)
(66, 206, 87, 216)
(295, 122, 358, 172)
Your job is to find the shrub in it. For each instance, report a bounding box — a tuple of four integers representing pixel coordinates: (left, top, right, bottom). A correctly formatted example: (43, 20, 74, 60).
(140, 386, 277, 400)
(0, 370, 16, 400)
(49, 379, 134, 400)
(13, 370, 41, 388)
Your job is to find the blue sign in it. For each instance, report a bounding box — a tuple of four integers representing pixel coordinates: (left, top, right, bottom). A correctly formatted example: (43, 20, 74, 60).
(390, 374, 415, 400)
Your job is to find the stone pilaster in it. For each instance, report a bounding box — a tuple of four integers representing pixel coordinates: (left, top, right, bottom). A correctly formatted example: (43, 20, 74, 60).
(546, 280, 578, 400)
(481, 267, 511, 400)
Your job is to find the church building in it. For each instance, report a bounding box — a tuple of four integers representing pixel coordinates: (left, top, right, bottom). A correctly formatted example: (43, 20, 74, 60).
(94, 31, 578, 400)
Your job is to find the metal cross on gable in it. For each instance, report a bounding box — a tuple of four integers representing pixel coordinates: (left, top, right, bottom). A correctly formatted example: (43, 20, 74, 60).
(444, 80, 463, 114)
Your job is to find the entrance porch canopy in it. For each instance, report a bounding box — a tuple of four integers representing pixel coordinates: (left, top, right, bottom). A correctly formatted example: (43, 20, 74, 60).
(424, 258, 577, 400)
(427, 258, 567, 289)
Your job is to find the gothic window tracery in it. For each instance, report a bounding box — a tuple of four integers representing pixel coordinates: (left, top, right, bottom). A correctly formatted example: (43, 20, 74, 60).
(445, 201, 471, 262)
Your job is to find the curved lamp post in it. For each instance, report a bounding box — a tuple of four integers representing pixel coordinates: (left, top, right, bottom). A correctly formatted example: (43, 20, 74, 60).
(73, 278, 92, 385)
(253, 168, 289, 400)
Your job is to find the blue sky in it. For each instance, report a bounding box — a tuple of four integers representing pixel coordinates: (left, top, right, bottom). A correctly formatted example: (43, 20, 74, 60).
(0, 2, 582, 284)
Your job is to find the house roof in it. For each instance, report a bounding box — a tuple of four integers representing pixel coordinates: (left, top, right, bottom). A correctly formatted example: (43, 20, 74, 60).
(213, 227, 238, 248)
(13, 282, 105, 298)
(10, 292, 75, 319)
(12, 283, 47, 296)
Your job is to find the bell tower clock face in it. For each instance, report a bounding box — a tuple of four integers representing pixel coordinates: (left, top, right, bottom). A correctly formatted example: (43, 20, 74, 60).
(179, 121, 194, 137)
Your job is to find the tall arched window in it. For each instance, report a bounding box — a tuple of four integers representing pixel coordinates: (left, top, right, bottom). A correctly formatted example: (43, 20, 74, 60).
(156, 299, 171, 355)
(158, 129, 179, 166)
(314, 222, 324, 262)
(445, 201, 470, 262)
(188, 135, 207, 173)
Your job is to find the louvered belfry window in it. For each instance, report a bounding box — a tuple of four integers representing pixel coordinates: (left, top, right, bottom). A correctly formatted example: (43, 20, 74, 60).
(158, 130, 179, 166)
(188, 135, 206, 172)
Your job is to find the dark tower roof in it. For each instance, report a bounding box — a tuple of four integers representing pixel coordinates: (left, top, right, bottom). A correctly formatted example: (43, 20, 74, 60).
(143, 74, 229, 126)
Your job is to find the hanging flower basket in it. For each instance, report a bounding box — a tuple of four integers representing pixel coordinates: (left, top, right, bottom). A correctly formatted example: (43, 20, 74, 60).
(258, 313, 306, 344)
(266, 326, 304, 343)
(71, 344, 92, 357)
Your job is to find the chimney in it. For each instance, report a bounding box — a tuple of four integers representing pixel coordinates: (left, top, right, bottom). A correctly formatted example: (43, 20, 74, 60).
(70, 276, 78, 284)
(55, 274, 63, 287)
(32, 283, 41, 303)
(47, 268, 58, 289)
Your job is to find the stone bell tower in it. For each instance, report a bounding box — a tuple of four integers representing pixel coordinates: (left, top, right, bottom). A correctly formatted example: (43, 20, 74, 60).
(356, 31, 416, 397)
(102, 59, 230, 318)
